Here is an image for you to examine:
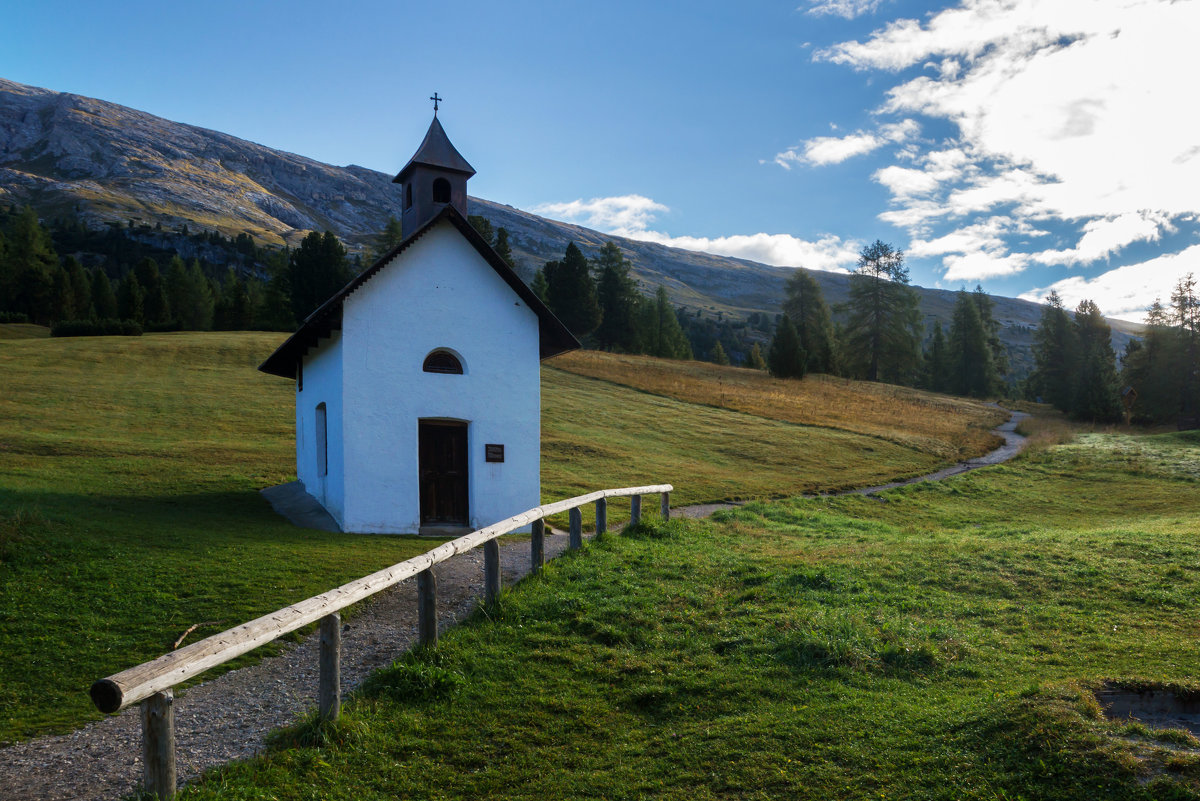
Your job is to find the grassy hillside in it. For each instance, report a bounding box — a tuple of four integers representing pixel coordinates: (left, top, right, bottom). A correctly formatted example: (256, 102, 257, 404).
(182, 430, 1200, 800)
(0, 334, 994, 742)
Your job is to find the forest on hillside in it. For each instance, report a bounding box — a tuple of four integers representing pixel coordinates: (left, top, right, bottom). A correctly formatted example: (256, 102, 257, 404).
(2, 205, 1195, 425)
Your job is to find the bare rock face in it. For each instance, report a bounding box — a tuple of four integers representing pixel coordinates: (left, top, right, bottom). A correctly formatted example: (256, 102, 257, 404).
(0, 78, 1139, 368)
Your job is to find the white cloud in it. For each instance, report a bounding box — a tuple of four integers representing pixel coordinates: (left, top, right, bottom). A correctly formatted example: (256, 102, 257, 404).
(1031, 211, 1171, 267)
(531, 194, 859, 272)
(1020, 243, 1200, 321)
(628, 230, 859, 272)
(530, 195, 668, 237)
(775, 119, 919, 168)
(805, 0, 888, 19)
(943, 251, 1031, 282)
(810, 0, 1200, 309)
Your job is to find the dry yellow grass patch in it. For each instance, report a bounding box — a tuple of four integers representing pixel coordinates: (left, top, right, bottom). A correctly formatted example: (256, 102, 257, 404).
(552, 351, 1007, 460)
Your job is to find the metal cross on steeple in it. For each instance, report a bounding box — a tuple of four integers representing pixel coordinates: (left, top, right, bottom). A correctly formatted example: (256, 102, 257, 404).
(430, 92, 442, 115)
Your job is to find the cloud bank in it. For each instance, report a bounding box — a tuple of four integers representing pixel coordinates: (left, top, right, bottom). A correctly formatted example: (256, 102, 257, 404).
(793, 0, 1200, 318)
(531, 195, 859, 272)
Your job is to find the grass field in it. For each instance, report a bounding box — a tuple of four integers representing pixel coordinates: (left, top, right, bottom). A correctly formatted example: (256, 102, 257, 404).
(0, 333, 995, 743)
(553, 350, 1005, 460)
(179, 429, 1200, 800)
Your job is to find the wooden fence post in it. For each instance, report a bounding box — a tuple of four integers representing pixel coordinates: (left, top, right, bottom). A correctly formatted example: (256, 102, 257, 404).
(141, 689, 176, 800)
(661, 491, 670, 521)
(484, 539, 501, 605)
(569, 507, 582, 550)
(318, 612, 341, 721)
(630, 494, 642, 526)
(595, 497, 608, 537)
(531, 519, 545, 572)
(417, 569, 437, 648)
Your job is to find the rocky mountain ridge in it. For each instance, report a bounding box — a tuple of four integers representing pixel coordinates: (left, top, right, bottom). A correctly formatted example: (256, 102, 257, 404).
(0, 77, 1140, 374)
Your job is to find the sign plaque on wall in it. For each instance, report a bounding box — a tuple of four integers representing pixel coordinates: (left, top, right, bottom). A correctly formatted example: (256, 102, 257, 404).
(485, 444, 505, 463)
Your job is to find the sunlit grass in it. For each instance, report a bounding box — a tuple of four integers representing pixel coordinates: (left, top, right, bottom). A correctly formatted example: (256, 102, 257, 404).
(181, 431, 1200, 800)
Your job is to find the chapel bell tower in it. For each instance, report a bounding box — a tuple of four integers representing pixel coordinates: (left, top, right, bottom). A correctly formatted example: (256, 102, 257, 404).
(393, 95, 476, 235)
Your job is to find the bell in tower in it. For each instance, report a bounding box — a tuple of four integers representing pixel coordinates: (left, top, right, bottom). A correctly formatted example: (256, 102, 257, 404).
(393, 95, 476, 235)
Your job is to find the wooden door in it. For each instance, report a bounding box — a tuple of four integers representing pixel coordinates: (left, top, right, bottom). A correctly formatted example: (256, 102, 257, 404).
(419, 421, 468, 526)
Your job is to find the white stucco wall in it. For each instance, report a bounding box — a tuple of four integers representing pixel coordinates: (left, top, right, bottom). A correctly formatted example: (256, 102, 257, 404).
(296, 330, 346, 528)
(338, 221, 542, 533)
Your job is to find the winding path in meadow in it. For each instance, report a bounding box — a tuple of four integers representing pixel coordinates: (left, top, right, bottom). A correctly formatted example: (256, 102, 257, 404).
(0, 408, 1028, 801)
(675, 406, 1029, 518)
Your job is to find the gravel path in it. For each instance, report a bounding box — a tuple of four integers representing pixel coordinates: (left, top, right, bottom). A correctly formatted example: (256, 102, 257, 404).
(675, 407, 1029, 516)
(0, 408, 1029, 800)
(0, 529, 578, 801)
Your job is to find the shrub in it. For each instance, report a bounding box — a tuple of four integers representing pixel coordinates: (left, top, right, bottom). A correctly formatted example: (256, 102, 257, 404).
(50, 319, 144, 337)
(0, 312, 30, 324)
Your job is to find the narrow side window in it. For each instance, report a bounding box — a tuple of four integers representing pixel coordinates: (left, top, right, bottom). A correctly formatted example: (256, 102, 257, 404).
(315, 402, 328, 477)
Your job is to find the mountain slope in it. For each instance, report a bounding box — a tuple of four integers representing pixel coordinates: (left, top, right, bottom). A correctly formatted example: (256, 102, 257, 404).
(0, 78, 1140, 372)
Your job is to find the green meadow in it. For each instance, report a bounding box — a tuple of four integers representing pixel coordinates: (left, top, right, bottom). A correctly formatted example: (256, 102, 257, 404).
(8, 331, 1198, 798)
(183, 431, 1200, 800)
(0, 332, 991, 743)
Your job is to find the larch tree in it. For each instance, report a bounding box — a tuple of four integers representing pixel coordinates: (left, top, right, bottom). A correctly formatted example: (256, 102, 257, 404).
(544, 242, 601, 340)
(1071, 299, 1121, 422)
(592, 241, 640, 351)
(91, 268, 118, 319)
(948, 290, 997, 397)
(638, 287, 692, 359)
(768, 314, 807, 379)
(1030, 290, 1076, 411)
(782, 268, 837, 374)
(841, 240, 921, 384)
(289, 231, 351, 323)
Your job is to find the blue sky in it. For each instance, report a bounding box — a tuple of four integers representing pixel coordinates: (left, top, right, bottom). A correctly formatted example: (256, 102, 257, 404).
(3, 0, 1196, 321)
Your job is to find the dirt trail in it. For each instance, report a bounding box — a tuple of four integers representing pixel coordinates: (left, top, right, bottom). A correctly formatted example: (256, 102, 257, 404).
(676, 407, 1029, 518)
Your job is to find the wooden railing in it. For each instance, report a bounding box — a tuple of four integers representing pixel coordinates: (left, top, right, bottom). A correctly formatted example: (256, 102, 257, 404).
(91, 484, 673, 799)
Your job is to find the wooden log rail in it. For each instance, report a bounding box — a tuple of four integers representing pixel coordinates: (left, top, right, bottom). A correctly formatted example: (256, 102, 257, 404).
(91, 484, 672, 799)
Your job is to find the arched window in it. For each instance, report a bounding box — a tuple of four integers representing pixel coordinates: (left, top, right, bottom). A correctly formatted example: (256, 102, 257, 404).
(404, 183, 413, 209)
(315, 403, 328, 477)
(432, 177, 451, 203)
(423, 349, 463, 374)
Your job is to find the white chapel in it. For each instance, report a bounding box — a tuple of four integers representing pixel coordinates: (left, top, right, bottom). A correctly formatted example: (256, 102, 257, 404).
(259, 112, 578, 534)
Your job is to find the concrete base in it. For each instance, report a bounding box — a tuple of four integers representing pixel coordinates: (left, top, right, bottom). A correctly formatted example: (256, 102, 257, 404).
(260, 481, 341, 533)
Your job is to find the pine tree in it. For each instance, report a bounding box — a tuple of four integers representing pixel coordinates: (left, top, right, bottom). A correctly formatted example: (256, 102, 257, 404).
(782, 268, 837, 374)
(768, 314, 807, 379)
(166, 256, 215, 330)
(1170, 273, 1200, 416)
(467, 214, 494, 244)
(747, 341, 767, 370)
(1030, 290, 1076, 411)
(65, 257, 93, 320)
(370, 217, 404, 262)
(592, 242, 640, 351)
(214, 268, 253, 330)
(289, 231, 351, 322)
(544, 243, 601, 339)
(923, 320, 949, 392)
(493, 228, 516, 270)
(711, 341, 730, 365)
(117, 272, 145, 323)
(91, 268, 118, 319)
(840, 240, 921, 384)
(4, 206, 57, 322)
(947, 290, 997, 397)
(1071, 299, 1121, 422)
(530, 269, 549, 303)
(972, 285, 1008, 380)
(133, 257, 170, 326)
(638, 287, 692, 359)
(49, 263, 73, 322)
